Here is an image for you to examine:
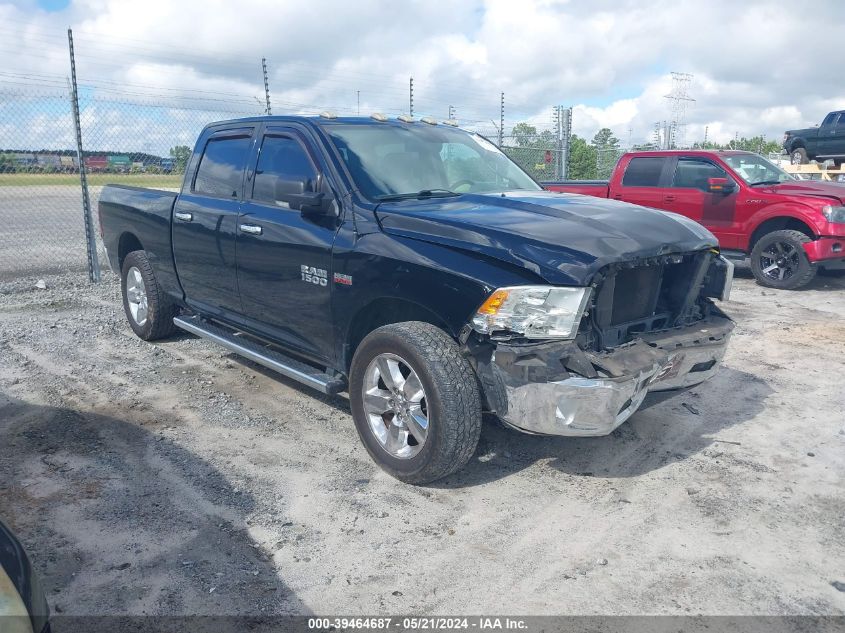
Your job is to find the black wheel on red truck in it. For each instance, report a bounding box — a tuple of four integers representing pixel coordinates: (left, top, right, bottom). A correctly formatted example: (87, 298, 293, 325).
(121, 250, 179, 340)
(348, 322, 482, 484)
(749, 230, 817, 290)
(790, 148, 808, 165)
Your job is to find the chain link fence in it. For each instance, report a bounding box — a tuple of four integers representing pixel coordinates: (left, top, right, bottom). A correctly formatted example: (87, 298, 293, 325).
(0, 96, 571, 282)
(0, 80, 264, 280)
(1, 85, 87, 278)
(501, 144, 566, 182)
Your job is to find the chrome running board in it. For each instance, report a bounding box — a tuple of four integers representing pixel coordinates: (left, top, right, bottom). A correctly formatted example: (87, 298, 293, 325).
(173, 315, 346, 395)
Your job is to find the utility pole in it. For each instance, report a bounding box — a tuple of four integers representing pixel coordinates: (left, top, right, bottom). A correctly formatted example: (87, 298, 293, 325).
(67, 28, 100, 283)
(553, 106, 561, 180)
(357, 90, 360, 116)
(261, 57, 272, 115)
(498, 92, 504, 147)
(560, 106, 572, 179)
(448, 105, 455, 120)
(409, 77, 414, 117)
(703, 125, 709, 146)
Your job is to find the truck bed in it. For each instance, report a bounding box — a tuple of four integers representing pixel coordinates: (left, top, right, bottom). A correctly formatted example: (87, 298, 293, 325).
(542, 180, 610, 198)
(98, 184, 180, 296)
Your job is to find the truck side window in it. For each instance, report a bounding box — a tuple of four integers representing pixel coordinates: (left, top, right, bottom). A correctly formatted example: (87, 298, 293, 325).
(252, 136, 318, 205)
(822, 112, 839, 128)
(194, 135, 252, 198)
(672, 159, 727, 191)
(622, 157, 666, 187)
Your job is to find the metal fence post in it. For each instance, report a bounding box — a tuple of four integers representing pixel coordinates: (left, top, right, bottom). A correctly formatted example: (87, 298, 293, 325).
(261, 57, 272, 115)
(67, 27, 100, 283)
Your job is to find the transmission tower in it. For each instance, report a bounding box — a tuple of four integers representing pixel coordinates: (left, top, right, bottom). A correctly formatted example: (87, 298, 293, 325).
(664, 72, 694, 148)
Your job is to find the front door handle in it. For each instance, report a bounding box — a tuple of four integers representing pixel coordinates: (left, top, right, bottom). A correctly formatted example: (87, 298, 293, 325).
(174, 211, 193, 222)
(663, 195, 676, 202)
(240, 224, 263, 235)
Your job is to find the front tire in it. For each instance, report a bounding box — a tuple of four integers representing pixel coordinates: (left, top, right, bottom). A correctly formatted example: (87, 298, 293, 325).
(121, 250, 178, 340)
(349, 322, 482, 484)
(750, 230, 817, 290)
(790, 148, 808, 165)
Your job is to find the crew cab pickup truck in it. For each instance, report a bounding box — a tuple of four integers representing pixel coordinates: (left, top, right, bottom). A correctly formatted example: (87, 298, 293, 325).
(99, 115, 734, 483)
(783, 110, 845, 166)
(545, 150, 845, 289)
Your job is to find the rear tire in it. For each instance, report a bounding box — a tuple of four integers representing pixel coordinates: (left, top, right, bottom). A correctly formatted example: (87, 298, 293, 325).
(749, 230, 817, 290)
(790, 148, 808, 165)
(121, 250, 178, 340)
(349, 322, 482, 484)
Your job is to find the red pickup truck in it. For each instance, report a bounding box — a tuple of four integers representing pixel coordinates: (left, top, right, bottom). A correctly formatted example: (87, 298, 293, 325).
(545, 150, 845, 289)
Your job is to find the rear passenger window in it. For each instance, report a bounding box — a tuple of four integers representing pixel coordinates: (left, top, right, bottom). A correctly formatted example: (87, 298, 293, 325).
(672, 159, 727, 191)
(252, 136, 318, 204)
(622, 157, 666, 187)
(194, 135, 252, 198)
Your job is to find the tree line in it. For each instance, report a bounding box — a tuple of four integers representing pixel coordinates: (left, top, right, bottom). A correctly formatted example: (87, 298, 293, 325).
(507, 122, 783, 181)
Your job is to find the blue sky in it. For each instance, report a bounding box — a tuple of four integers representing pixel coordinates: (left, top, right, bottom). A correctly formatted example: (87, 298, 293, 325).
(36, 0, 68, 11)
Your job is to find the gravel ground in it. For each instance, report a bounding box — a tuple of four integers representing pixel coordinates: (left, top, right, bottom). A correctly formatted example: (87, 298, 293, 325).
(0, 268, 843, 616)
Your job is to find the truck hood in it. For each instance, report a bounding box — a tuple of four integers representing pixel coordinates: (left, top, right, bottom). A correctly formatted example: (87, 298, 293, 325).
(755, 180, 845, 204)
(375, 191, 717, 285)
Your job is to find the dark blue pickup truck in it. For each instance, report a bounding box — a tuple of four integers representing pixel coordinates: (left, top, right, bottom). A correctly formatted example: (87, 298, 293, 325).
(99, 114, 734, 483)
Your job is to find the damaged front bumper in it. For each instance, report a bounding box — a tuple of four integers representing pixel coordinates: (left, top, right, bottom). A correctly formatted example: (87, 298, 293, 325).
(475, 313, 734, 437)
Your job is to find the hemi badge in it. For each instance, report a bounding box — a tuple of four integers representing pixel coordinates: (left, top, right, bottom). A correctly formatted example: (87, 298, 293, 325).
(333, 273, 353, 286)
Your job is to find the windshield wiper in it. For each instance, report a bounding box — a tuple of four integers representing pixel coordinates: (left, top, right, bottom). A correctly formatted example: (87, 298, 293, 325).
(749, 180, 783, 186)
(375, 189, 461, 202)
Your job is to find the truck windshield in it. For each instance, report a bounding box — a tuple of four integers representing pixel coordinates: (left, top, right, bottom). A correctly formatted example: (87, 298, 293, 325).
(722, 154, 796, 186)
(324, 123, 541, 200)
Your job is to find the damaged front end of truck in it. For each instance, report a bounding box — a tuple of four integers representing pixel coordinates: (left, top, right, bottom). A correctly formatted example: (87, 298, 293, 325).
(465, 250, 735, 437)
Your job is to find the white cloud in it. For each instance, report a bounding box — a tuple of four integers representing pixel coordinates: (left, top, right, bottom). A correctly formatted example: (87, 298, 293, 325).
(1, 0, 843, 153)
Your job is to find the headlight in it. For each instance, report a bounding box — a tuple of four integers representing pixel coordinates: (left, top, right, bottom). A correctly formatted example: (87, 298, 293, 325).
(471, 286, 591, 339)
(822, 205, 845, 224)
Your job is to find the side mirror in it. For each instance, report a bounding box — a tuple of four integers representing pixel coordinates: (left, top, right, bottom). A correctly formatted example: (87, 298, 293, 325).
(707, 177, 737, 194)
(274, 177, 336, 217)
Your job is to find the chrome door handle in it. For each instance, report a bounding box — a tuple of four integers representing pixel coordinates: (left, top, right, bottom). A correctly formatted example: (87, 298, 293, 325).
(174, 212, 193, 222)
(240, 224, 263, 235)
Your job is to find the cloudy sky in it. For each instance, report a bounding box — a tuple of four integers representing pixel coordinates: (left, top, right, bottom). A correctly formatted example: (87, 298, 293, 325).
(2, 0, 844, 153)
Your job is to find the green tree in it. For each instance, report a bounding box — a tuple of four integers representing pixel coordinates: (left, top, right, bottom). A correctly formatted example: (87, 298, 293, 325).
(567, 135, 597, 180)
(511, 122, 556, 149)
(512, 122, 539, 148)
(591, 128, 622, 179)
(591, 128, 621, 152)
(691, 136, 781, 155)
(169, 145, 192, 173)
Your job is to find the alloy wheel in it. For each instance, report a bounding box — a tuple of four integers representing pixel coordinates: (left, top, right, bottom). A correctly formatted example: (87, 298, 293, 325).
(125, 266, 149, 326)
(361, 353, 429, 459)
(759, 241, 800, 282)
